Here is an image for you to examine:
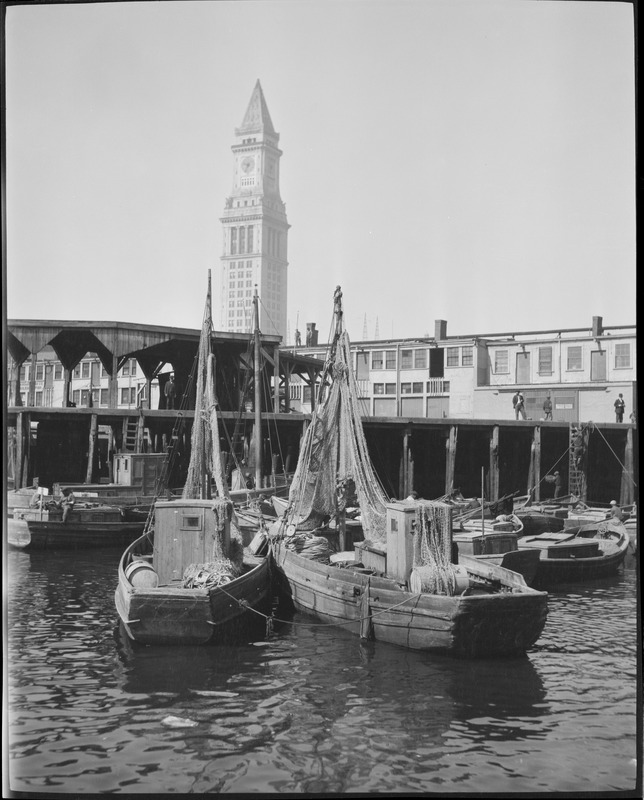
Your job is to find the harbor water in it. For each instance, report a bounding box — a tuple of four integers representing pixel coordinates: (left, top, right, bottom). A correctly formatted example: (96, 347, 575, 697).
(5, 545, 641, 796)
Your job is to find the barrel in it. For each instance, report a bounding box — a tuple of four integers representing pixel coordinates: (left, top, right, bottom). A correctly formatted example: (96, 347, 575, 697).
(410, 564, 469, 596)
(125, 560, 159, 588)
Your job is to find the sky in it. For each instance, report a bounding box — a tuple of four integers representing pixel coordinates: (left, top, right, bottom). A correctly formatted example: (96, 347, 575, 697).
(4, 0, 636, 345)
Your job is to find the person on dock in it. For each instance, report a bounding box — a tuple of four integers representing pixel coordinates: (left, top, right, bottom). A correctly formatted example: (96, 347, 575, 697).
(543, 394, 553, 421)
(553, 471, 562, 499)
(164, 374, 176, 410)
(514, 391, 526, 420)
(614, 394, 625, 422)
(60, 488, 76, 523)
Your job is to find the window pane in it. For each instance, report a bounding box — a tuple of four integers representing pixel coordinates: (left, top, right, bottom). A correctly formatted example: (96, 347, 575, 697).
(462, 347, 473, 366)
(615, 343, 631, 368)
(414, 349, 427, 369)
(385, 383, 396, 394)
(372, 351, 383, 369)
(401, 382, 412, 394)
(385, 351, 396, 369)
(567, 346, 582, 370)
(494, 350, 509, 373)
(82, 362, 90, 378)
(413, 382, 423, 393)
(538, 346, 553, 373)
(401, 350, 412, 369)
(373, 383, 384, 394)
(446, 347, 459, 367)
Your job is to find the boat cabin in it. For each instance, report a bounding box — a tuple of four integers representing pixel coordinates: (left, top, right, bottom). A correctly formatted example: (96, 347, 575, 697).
(152, 499, 233, 585)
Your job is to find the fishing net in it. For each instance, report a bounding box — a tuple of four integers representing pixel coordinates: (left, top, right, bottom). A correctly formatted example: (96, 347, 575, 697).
(181, 497, 244, 588)
(286, 325, 389, 543)
(411, 501, 462, 596)
(183, 303, 229, 501)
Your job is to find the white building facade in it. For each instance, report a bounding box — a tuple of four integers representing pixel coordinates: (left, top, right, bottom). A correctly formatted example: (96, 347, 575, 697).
(285, 316, 636, 425)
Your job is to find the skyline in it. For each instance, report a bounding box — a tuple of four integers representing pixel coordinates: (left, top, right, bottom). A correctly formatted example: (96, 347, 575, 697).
(4, 0, 637, 346)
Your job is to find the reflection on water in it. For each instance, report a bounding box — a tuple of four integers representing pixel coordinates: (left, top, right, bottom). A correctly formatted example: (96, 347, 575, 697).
(6, 547, 640, 795)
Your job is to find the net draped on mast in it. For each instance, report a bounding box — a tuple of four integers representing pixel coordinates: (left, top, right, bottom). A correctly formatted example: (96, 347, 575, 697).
(182, 281, 230, 502)
(286, 286, 389, 542)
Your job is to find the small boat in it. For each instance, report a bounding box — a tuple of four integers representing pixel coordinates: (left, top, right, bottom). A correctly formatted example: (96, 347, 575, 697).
(115, 274, 274, 646)
(513, 504, 567, 537)
(270, 287, 548, 659)
(453, 514, 541, 586)
(517, 518, 630, 586)
(10, 503, 145, 550)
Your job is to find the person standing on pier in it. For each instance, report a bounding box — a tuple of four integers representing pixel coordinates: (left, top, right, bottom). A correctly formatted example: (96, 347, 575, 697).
(614, 394, 625, 422)
(553, 471, 562, 499)
(514, 391, 526, 420)
(165, 374, 176, 410)
(543, 394, 553, 421)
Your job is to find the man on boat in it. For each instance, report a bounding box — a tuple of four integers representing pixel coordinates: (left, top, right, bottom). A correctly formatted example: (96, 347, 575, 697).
(608, 500, 623, 521)
(59, 488, 76, 523)
(553, 471, 562, 499)
(614, 394, 625, 422)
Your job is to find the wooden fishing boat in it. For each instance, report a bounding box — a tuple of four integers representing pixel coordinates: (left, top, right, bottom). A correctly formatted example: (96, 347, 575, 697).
(115, 500, 272, 645)
(271, 511, 547, 658)
(10, 504, 144, 550)
(115, 274, 273, 646)
(269, 287, 548, 658)
(517, 518, 630, 586)
(452, 515, 541, 586)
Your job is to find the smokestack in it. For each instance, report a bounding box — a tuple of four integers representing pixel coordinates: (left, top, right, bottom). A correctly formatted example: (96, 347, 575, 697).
(592, 316, 603, 337)
(434, 320, 447, 340)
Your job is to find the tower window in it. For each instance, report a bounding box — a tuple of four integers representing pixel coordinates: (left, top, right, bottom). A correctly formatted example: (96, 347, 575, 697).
(231, 228, 237, 255)
(247, 226, 253, 252)
(239, 227, 246, 253)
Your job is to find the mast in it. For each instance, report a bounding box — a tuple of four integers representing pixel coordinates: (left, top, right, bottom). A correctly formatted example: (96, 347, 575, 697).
(253, 288, 262, 490)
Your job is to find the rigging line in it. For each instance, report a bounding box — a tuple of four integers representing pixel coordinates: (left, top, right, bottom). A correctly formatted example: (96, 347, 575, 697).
(215, 581, 426, 627)
(592, 425, 638, 489)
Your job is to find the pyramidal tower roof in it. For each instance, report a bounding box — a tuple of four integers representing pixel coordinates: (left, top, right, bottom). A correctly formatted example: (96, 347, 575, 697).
(236, 79, 276, 136)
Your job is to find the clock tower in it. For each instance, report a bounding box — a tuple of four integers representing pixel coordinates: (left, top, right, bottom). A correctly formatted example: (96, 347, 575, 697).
(219, 80, 289, 340)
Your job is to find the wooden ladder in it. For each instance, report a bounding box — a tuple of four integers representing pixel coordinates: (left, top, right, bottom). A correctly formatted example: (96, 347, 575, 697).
(122, 416, 151, 453)
(568, 423, 585, 500)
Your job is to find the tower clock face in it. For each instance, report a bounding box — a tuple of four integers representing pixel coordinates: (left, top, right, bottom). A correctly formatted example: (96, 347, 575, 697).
(241, 156, 255, 173)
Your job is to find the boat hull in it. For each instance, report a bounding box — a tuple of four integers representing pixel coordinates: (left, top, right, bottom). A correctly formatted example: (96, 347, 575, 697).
(518, 522, 630, 586)
(272, 541, 547, 658)
(14, 520, 145, 550)
(115, 536, 274, 646)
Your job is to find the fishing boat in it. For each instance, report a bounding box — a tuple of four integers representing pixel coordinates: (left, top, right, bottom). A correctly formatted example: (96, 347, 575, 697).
(269, 287, 548, 659)
(9, 502, 145, 550)
(452, 514, 541, 586)
(115, 276, 273, 646)
(517, 518, 630, 586)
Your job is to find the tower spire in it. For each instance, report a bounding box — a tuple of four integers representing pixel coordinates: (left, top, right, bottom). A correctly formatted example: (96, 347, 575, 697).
(236, 79, 276, 136)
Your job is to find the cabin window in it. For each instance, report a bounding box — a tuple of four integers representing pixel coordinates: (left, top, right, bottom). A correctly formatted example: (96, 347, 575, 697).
(414, 350, 427, 369)
(385, 351, 396, 369)
(372, 351, 383, 370)
(180, 514, 203, 531)
(401, 350, 413, 369)
(494, 350, 509, 374)
(538, 347, 553, 374)
(614, 343, 631, 369)
(446, 347, 459, 367)
(566, 346, 583, 371)
(461, 347, 473, 366)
